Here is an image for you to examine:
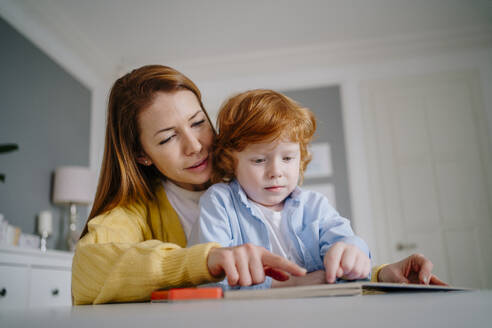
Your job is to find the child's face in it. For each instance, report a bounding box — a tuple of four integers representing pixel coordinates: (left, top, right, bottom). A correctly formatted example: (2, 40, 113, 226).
(233, 140, 300, 211)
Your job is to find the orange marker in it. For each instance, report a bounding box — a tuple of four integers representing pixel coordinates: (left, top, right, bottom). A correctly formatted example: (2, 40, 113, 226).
(151, 287, 223, 302)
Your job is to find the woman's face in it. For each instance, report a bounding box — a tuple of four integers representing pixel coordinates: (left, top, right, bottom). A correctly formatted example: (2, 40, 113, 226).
(137, 90, 214, 191)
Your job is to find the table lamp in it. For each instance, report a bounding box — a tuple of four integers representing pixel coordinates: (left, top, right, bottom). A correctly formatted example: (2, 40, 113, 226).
(52, 166, 96, 251)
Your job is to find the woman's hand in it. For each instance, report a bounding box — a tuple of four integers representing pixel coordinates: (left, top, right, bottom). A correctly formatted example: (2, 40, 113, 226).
(324, 242, 371, 283)
(378, 253, 447, 285)
(207, 243, 307, 287)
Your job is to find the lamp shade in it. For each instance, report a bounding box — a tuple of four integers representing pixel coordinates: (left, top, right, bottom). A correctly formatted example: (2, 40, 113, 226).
(52, 166, 96, 205)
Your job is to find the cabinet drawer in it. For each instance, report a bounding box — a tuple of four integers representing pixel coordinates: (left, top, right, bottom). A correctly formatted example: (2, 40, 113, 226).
(29, 267, 71, 307)
(0, 265, 29, 309)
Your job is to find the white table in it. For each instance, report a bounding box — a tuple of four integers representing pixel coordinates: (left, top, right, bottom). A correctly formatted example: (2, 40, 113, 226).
(1, 290, 491, 328)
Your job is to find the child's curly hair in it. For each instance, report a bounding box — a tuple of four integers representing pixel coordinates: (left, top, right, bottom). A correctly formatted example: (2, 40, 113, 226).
(212, 89, 316, 184)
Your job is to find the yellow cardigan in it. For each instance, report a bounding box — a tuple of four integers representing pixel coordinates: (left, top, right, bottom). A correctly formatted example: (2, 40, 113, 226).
(71, 184, 221, 305)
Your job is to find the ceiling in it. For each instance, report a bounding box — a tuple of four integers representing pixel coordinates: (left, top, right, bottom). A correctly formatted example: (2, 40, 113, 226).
(1, 0, 491, 84)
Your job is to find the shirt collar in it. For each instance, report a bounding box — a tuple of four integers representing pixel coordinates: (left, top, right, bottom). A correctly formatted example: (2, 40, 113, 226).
(230, 179, 252, 209)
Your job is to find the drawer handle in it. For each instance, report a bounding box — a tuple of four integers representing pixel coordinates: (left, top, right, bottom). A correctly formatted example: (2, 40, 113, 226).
(0, 288, 6, 297)
(51, 288, 59, 296)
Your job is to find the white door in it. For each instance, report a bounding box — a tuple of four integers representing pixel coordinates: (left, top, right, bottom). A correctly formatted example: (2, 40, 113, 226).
(361, 70, 492, 288)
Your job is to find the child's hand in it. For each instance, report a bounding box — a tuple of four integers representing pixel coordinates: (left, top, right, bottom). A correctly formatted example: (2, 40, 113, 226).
(323, 242, 371, 283)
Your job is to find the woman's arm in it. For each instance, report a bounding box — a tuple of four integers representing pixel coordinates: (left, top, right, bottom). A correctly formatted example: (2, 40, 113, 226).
(72, 206, 222, 305)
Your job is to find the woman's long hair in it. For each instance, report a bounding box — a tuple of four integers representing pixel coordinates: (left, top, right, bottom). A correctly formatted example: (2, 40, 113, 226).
(80, 65, 211, 238)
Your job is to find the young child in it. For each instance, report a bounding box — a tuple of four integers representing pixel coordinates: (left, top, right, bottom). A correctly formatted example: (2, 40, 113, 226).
(189, 89, 370, 290)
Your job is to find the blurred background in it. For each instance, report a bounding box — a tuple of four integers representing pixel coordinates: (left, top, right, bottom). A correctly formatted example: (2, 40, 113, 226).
(0, 0, 491, 288)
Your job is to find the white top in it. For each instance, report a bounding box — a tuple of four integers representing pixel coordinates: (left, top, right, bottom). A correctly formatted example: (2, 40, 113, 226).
(252, 202, 300, 264)
(162, 180, 205, 241)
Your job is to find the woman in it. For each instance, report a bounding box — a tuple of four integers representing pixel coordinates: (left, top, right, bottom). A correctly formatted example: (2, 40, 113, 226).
(72, 65, 444, 305)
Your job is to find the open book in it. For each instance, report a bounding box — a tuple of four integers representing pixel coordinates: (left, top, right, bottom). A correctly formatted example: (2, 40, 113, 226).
(224, 282, 469, 300)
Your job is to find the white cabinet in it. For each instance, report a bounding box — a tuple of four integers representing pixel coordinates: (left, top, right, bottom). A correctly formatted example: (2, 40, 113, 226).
(0, 265, 29, 309)
(0, 246, 73, 309)
(29, 267, 72, 307)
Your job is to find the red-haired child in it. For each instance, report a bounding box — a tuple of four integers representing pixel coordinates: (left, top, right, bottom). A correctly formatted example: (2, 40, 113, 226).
(190, 89, 370, 290)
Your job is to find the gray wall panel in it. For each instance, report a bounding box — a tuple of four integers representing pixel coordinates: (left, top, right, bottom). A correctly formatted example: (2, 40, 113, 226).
(283, 86, 352, 220)
(0, 17, 91, 250)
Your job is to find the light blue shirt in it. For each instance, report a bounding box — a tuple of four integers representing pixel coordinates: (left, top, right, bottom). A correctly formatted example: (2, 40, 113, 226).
(189, 179, 370, 290)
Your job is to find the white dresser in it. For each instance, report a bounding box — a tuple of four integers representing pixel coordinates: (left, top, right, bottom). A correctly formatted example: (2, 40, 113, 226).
(0, 246, 73, 309)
